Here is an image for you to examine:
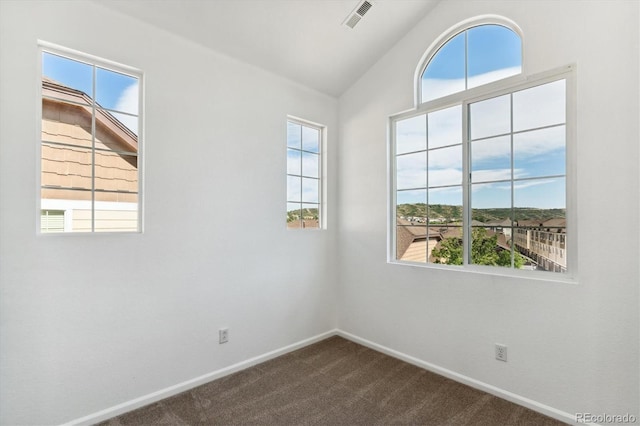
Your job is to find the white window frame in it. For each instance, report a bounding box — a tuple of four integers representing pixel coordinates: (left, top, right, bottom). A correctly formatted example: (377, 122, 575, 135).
(37, 41, 144, 234)
(389, 64, 577, 283)
(286, 116, 326, 230)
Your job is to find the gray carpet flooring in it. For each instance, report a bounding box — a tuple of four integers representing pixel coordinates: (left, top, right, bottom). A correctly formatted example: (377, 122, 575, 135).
(97, 336, 567, 425)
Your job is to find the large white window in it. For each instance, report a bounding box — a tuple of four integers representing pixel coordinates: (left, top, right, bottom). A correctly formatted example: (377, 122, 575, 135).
(287, 118, 322, 229)
(391, 20, 574, 277)
(39, 43, 142, 233)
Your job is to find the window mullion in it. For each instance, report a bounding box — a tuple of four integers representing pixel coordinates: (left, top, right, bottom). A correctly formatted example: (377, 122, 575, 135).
(462, 102, 470, 266)
(509, 93, 515, 268)
(91, 64, 96, 233)
(424, 114, 429, 263)
(299, 127, 303, 228)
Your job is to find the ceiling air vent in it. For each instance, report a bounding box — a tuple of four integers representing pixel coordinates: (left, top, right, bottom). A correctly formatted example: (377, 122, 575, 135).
(343, 0, 373, 29)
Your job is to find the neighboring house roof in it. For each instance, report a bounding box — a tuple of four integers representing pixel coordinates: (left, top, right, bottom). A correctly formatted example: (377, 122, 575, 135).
(42, 78, 137, 154)
(515, 218, 566, 229)
(485, 218, 512, 227)
(542, 218, 566, 228)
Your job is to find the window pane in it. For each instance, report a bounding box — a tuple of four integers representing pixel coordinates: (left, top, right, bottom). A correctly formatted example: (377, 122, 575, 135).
(422, 32, 466, 102)
(430, 226, 463, 265)
(429, 187, 462, 224)
(96, 67, 139, 115)
(396, 114, 426, 154)
(467, 25, 521, 88)
(301, 203, 320, 229)
(287, 122, 301, 149)
(105, 110, 139, 136)
(94, 151, 138, 193)
(513, 226, 566, 273)
(513, 80, 565, 132)
(287, 149, 301, 175)
(470, 227, 511, 268)
(287, 202, 301, 228)
(94, 202, 138, 232)
(471, 135, 511, 183)
(397, 189, 427, 223)
(396, 152, 426, 190)
(471, 182, 512, 223)
(396, 225, 427, 263)
(514, 177, 565, 216)
(428, 145, 462, 187)
(41, 144, 92, 191)
(470, 94, 511, 140)
(42, 52, 93, 96)
(42, 98, 92, 147)
(514, 126, 565, 179)
(302, 152, 319, 178)
(428, 105, 462, 149)
(41, 188, 91, 232)
(301, 177, 319, 203)
(287, 175, 301, 202)
(302, 125, 319, 153)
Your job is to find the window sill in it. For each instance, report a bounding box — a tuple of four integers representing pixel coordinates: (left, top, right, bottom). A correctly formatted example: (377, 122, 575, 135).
(388, 259, 578, 285)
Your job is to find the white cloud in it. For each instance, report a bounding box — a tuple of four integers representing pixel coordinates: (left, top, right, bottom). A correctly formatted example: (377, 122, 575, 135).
(422, 66, 521, 102)
(114, 82, 139, 135)
(429, 169, 462, 187)
(514, 126, 565, 156)
(513, 179, 557, 190)
(472, 169, 512, 183)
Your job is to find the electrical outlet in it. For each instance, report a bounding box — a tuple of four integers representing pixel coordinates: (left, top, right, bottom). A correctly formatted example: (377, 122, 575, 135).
(495, 344, 507, 362)
(219, 328, 229, 344)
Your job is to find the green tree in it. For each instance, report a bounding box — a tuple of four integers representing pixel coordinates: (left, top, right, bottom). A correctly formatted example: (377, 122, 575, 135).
(431, 235, 463, 265)
(432, 228, 524, 268)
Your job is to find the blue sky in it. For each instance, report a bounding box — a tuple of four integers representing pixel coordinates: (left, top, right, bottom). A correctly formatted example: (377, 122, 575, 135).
(42, 52, 139, 133)
(424, 25, 521, 80)
(422, 25, 522, 101)
(287, 122, 320, 208)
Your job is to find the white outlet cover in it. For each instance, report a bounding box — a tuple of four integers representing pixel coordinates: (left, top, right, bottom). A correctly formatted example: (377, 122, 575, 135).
(495, 344, 507, 362)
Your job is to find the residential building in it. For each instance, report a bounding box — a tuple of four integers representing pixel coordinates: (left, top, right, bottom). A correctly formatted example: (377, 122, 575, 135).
(513, 219, 567, 273)
(41, 78, 138, 232)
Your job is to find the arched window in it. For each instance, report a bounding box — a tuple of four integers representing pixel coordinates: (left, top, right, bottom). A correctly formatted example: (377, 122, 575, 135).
(420, 23, 522, 103)
(392, 17, 574, 279)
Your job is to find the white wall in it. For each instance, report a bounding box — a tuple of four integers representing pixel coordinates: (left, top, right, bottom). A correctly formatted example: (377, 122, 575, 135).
(0, 1, 338, 424)
(1, 0, 638, 424)
(338, 0, 639, 421)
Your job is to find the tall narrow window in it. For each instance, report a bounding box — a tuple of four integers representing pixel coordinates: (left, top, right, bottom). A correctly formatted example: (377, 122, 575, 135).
(393, 21, 573, 276)
(287, 119, 322, 229)
(40, 45, 142, 233)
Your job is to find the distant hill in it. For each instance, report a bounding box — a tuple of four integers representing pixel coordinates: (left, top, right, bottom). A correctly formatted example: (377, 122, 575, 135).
(287, 207, 319, 223)
(397, 203, 565, 223)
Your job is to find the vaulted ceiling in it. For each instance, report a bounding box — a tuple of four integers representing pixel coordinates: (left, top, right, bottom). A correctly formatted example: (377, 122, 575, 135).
(96, 0, 440, 97)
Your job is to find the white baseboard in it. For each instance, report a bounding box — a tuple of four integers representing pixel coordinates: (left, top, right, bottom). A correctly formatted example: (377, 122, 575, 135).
(336, 330, 579, 426)
(63, 329, 339, 426)
(65, 328, 581, 426)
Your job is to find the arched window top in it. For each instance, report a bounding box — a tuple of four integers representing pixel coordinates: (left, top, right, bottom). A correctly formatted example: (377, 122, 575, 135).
(419, 19, 522, 103)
